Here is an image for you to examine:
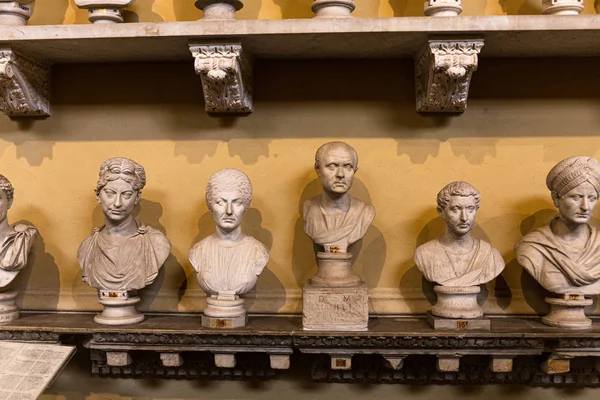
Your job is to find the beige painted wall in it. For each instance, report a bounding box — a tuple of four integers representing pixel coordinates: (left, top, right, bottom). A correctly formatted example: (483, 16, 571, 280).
(2, 57, 600, 316)
(26, 0, 600, 24)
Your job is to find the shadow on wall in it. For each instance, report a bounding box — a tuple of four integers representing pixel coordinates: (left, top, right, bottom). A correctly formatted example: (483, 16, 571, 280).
(499, 0, 542, 14)
(28, 0, 69, 24)
(3, 58, 600, 166)
(290, 177, 385, 295)
(12, 219, 60, 311)
(388, 0, 425, 16)
(273, 0, 314, 18)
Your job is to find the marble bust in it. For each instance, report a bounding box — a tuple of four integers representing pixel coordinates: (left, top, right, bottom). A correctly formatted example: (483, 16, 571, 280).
(78, 157, 171, 325)
(189, 168, 269, 328)
(515, 156, 600, 296)
(0, 174, 37, 323)
(414, 181, 504, 322)
(303, 141, 375, 254)
(415, 181, 504, 287)
(301, 142, 373, 331)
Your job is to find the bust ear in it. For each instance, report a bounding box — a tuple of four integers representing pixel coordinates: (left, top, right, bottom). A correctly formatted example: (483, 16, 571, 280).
(95, 193, 101, 204)
(135, 191, 142, 205)
(437, 207, 444, 219)
(551, 192, 559, 208)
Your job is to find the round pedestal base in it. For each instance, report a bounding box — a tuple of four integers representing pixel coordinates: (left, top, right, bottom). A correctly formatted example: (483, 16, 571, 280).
(312, 0, 355, 17)
(424, 0, 462, 16)
(542, 296, 593, 330)
(87, 8, 123, 23)
(0, 2, 31, 26)
(542, 0, 583, 15)
(95, 293, 144, 325)
(204, 296, 246, 318)
(0, 290, 19, 324)
(310, 252, 361, 287)
(195, 0, 242, 19)
(431, 285, 482, 319)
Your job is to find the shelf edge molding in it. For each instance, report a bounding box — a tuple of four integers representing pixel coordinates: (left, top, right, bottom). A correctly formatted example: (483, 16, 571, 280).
(415, 38, 484, 113)
(189, 42, 253, 114)
(0, 47, 51, 118)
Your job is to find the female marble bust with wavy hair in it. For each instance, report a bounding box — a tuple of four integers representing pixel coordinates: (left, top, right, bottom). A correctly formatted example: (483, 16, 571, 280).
(78, 157, 171, 324)
(516, 156, 600, 295)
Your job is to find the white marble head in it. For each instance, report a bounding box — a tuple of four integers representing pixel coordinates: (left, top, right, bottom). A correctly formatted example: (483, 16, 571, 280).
(206, 168, 252, 233)
(546, 156, 600, 227)
(437, 181, 480, 238)
(0, 174, 14, 223)
(314, 141, 358, 196)
(95, 157, 146, 224)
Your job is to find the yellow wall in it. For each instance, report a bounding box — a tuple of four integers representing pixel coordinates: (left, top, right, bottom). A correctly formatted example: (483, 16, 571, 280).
(26, 0, 599, 25)
(2, 57, 600, 316)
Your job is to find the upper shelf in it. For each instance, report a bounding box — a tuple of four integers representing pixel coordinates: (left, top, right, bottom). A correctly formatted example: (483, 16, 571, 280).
(1, 15, 600, 63)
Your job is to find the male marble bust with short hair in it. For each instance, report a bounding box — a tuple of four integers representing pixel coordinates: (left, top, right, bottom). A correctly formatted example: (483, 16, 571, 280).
(303, 141, 375, 253)
(414, 181, 504, 286)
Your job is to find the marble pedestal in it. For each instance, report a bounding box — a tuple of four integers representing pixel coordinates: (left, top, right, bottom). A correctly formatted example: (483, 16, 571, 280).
(0, 1, 32, 26)
(95, 290, 144, 325)
(310, 252, 361, 287)
(0, 289, 19, 324)
(74, 0, 135, 23)
(431, 285, 483, 318)
(542, 295, 593, 330)
(303, 283, 368, 331)
(202, 294, 247, 329)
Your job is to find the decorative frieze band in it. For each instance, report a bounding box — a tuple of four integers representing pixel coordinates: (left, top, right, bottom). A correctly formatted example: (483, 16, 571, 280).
(415, 39, 484, 113)
(189, 43, 253, 114)
(0, 49, 50, 117)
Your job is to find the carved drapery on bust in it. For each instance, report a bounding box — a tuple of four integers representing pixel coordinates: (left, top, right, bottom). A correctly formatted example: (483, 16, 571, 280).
(303, 196, 375, 252)
(78, 221, 170, 291)
(414, 181, 504, 287)
(78, 157, 171, 293)
(190, 235, 268, 297)
(516, 156, 600, 295)
(0, 49, 50, 117)
(302, 141, 375, 253)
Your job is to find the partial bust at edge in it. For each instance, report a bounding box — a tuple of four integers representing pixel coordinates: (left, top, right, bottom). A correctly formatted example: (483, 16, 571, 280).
(515, 156, 600, 295)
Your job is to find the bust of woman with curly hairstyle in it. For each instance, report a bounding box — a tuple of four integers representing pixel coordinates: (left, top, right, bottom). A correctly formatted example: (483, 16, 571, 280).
(77, 157, 171, 293)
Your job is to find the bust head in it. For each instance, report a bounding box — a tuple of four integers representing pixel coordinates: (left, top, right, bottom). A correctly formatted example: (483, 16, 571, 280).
(206, 169, 252, 233)
(437, 181, 481, 238)
(546, 156, 600, 227)
(95, 157, 146, 224)
(0, 174, 14, 224)
(314, 141, 358, 196)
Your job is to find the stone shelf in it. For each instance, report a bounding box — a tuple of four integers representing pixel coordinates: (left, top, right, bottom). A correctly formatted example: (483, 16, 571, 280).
(3, 313, 600, 385)
(0, 15, 599, 63)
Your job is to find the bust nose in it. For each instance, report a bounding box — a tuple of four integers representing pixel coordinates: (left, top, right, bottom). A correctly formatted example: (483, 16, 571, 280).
(226, 201, 233, 215)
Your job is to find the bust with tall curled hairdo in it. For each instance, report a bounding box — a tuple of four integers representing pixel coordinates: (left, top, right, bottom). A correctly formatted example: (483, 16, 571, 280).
(414, 181, 505, 287)
(189, 169, 268, 327)
(303, 141, 375, 253)
(77, 158, 171, 324)
(516, 156, 600, 295)
(0, 174, 37, 323)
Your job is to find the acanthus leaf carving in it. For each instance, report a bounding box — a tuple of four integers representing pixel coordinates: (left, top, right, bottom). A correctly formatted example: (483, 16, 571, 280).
(0, 49, 51, 117)
(415, 39, 484, 113)
(189, 43, 252, 114)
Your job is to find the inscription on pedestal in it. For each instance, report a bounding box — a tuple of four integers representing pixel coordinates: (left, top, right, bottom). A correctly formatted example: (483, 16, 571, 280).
(302, 283, 368, 331)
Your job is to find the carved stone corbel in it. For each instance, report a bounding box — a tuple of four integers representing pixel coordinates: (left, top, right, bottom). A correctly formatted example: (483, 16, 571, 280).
(189, 43, 252, 114)
(415, 39, 484, 113)
(0, 49, 50, 117)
